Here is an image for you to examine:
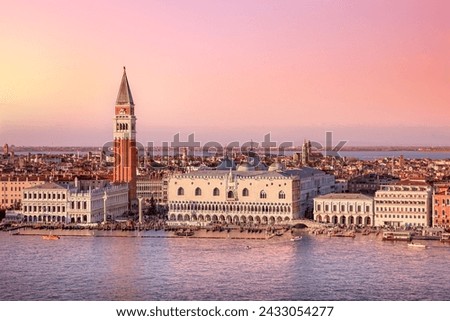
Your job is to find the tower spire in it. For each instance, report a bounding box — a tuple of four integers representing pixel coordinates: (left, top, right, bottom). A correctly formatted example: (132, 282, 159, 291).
(116, 66, 134, 105)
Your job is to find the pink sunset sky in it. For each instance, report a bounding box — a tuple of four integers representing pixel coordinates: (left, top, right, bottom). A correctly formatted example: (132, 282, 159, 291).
(0, 0, 449, 146)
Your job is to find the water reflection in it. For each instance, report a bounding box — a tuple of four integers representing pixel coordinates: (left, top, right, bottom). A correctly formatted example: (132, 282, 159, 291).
(0, 232, 449, 301)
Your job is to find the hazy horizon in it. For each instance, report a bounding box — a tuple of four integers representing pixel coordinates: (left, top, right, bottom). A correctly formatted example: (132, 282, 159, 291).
(1, 1, 449, 146)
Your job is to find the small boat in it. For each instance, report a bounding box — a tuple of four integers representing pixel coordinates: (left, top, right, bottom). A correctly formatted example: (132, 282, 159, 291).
(42, 235, 60, 240)
(407, 242, 427, 248)
(290, 236, 302, 241)
(175, 230, 194, 237)
(440, 233, 450, 243)
(329, 231, 355, 238)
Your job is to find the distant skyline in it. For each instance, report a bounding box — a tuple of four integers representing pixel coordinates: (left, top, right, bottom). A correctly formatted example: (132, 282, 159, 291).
(1, 0, 449, 146)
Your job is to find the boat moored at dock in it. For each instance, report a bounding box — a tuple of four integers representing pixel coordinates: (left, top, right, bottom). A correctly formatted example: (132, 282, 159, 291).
(42, 235, 60, 240)
(382, 231, 412, 241)
(328, 230, 356, 238)
(440, 233, 450, 242)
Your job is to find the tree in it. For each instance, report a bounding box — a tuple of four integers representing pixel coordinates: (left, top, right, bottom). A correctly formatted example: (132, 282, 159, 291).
(148, 196, 157, 216)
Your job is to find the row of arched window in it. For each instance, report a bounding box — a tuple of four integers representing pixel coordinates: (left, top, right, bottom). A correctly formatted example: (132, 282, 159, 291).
(177, 187, 286, 199)
(315, 215, 372, 226)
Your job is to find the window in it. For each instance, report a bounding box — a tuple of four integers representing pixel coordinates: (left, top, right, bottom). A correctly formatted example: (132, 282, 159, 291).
(227, 191, 234, 198)
(177, 187, 184, 196)
(213, 188, 220, 196)
(278, 191, 286, 199)
(242, 188, 249, 197)
(260, 190, 267, 199)
(195, 187, 202, 196)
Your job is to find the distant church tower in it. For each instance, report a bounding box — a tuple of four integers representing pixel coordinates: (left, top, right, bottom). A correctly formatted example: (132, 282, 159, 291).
(302, 139, 311, 166)
(113, 67, 137, 202)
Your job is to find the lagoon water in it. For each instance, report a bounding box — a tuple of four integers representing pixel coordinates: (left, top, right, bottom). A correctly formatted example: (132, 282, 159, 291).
(0, 232, 449, 301)
(339, 151, 450, 161)
(16, 150, 450, 161)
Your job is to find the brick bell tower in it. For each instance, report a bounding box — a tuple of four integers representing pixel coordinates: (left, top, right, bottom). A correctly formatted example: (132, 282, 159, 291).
(113, 67, 137, 203)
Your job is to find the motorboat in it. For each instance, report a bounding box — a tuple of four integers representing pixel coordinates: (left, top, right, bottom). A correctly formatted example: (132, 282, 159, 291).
(407, 242, 427, 248)
(290, 236, 302, 241)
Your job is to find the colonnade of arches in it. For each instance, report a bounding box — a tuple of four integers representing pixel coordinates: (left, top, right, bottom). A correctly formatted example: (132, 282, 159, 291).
(169, 201, 292, 214)
(22, 214, 89, 224)
(168, 213, 292, 225)
(315, 214, 372, 226)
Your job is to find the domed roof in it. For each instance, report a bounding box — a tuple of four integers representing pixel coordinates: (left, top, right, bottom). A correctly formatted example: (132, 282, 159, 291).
(268, 162, 284, 171)
(216, 156, 236, 170)
(237, 162, 255, 172)
(255, 162, 268, 171)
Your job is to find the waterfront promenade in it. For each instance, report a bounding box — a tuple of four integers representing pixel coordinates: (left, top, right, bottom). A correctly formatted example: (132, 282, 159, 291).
(4, 219, 446, 244)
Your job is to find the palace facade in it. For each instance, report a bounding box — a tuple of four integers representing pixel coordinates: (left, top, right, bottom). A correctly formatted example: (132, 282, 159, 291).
(167, 164, 334, 225)
(313, 193, 374, 226)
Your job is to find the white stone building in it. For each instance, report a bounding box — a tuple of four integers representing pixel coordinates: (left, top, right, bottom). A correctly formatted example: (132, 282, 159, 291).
(167, 165, 334, 225)
(21, 181, 129, 224)
(136, 173, 168, 205)
(374, 180, 432, 227)
(67, 183, 129, 223)
(313, 193, 374, 226)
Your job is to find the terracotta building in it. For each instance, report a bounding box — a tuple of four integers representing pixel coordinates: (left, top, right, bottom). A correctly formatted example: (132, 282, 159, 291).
(433, 183, 450, 228)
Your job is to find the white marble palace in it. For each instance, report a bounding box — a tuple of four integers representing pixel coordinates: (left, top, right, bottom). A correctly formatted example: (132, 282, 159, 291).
(167, 162, 334, 225)
(21, 180, 129, 224)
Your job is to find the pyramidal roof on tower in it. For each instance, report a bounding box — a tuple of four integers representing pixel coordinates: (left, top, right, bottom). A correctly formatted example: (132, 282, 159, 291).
(116, 66, 134, 105)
